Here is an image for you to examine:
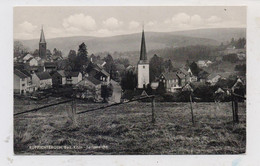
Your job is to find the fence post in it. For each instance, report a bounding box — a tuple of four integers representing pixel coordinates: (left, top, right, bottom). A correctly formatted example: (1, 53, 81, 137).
(69, 99, 76, 126)
(151, 96, 155, 123)
(189, 94, 194, 125)
(234, 100, 239, 123)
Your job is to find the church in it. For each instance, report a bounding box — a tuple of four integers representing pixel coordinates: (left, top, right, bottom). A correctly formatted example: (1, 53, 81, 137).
(137, 28, 150, 89)
(39, 26, 47, 59)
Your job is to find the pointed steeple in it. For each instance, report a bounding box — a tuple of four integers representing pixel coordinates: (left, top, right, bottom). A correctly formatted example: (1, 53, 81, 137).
(39, 25, 46, 43)
(139, 25, 147, 61)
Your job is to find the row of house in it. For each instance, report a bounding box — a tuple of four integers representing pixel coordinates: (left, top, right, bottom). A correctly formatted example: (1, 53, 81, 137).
(14, 61, 111, 95)
(157, 66, 225, 93)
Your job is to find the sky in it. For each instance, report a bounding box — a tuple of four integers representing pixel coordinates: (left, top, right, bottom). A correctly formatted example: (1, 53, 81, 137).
(13, 6, 246, 40)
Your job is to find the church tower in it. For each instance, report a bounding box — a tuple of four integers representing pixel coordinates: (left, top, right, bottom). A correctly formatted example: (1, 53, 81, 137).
(39, 26, 47, 59)
(137, 27, 149, 89)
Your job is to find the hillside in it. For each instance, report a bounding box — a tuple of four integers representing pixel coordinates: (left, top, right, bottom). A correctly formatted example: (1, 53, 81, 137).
(17, 28, 245, 57)
(170, 28, 246, 43)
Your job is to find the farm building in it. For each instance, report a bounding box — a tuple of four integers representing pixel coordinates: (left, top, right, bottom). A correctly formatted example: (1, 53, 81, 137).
(86, 62, 110, 83)
(26, 57, 39, 66)
(51, 70, 67, 86)
(159, 72, 181, 92)
(207, 73, 222, 85)
(44, 62, 57, 73)
(14, 69, 29, 94)
(32, 71, 52, 89)
(66, 71, 83, 85)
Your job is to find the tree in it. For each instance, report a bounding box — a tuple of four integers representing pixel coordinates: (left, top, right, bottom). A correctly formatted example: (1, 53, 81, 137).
(68, 50, 76, 61)
(33, 49, 39, 57)
(53, 48, 62, 57)
(77, 42, 88, 58)
(235, 38, 246, 49)
(121, 69, 137, 91)
(149, 54, 165, 82)
(114, 58, 130, 68)
(14, 41, 28, 57)
(189, 61, 201, 76)
(71, 43, 89, 72)
(163, 59, 174, 72)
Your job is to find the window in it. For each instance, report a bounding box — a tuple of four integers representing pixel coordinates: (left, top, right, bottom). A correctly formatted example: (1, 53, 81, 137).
(143, 66, 145, 69)
(22, 84, 25, 87)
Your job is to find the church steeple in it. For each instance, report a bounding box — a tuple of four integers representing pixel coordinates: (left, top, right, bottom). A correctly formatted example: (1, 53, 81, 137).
(39, 25, 47, 59)
(139, 26, 147, 61)
(39, 26, 46, 43)
(137, 24, 149, 89)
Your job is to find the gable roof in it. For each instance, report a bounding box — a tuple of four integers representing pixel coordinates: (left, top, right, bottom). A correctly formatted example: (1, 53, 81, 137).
(161, 72, 178, 80)
(56, 70, 66, 77)
(177, 73, 186, 79)
(67, 71, 81, 77)
(36, 72, 52, 80)
(207, 73, 221, 80)
(23, 54, 33, 61)
(85, 76, 101, 85)
(19, 69, 31, 77)
(179, 67, 189, 75)
(14, 69, 28, 79)
(44, 62, 56, 68)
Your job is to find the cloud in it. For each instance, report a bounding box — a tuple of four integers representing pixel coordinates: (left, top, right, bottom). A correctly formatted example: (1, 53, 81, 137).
(172, 13, 190, 24)
(18, 21, 37, 33)
(207, 16, 222, 23)
(190, 15, 204, 26)
(62, 13, 96, 32)
(129, 21, 140, 29)
(147, 21, 157, 27)
(103, 17, 123, 30)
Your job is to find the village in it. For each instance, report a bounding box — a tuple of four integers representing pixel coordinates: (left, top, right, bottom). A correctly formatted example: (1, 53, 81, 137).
(14, 27, 246, 103)
(12, 6, 248, 155)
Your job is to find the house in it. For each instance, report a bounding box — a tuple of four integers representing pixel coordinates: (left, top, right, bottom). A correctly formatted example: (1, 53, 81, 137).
(14, 69, 29, 94)
(14, 69, 36, 94)
(44, 62, 57, 73)
(86, 62, 110, 83)
(207, 73, 222, 85)
(23, 54, 33, 62)
(75, 76, 102, 100)
(51, 70, 67, 86)
(66, 71, 83, 85)
(197, 60, 208, 68)
(197, 70, 209, 83)
(237, 52, 246, 60)
(177, 67, 197, 82)
(159, 72, 182, 92)
(206, 60, 213, 66)
(32, 71, 52, 89)
(26, 57, 39, 66)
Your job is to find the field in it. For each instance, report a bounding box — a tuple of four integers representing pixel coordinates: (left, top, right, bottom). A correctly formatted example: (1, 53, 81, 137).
(14, 97, 246, 155)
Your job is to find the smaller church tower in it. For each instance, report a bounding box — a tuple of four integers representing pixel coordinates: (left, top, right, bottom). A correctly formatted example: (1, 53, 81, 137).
(137, 27, 149, 89)
(39, 26, 47, 59)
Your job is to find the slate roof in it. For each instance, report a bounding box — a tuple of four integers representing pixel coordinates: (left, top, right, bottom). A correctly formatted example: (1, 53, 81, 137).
(19, 69, 31, 77)
(14, 69, 28, 78)
(44, 62, 56, 68)
(68, 71, 81, 77)
(36, 72, 52, 80)
(177, 73, 186, 79)
(207, 73, 221, 80)
(57, 70, 66, 77)
(161, 72, 178, 80)
(85, 76, 101, 85)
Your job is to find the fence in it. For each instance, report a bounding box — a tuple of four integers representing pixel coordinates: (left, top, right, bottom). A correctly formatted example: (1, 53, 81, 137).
(14, 92, 246, 125)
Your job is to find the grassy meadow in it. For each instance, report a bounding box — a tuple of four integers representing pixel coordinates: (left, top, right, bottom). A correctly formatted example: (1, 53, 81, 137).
(14, 97, 246, 155)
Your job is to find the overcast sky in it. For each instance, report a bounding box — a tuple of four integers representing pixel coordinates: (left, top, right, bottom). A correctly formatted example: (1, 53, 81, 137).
(14, 6, 246, 40)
